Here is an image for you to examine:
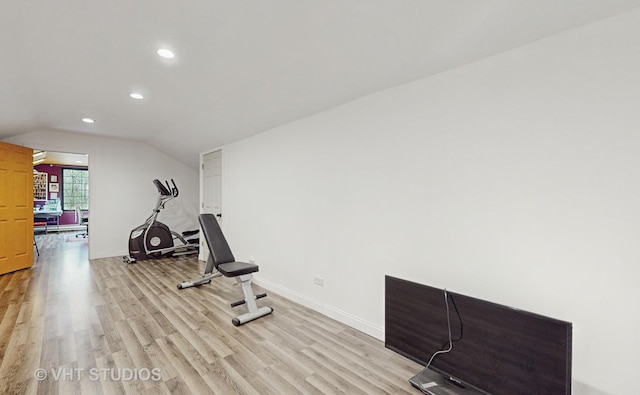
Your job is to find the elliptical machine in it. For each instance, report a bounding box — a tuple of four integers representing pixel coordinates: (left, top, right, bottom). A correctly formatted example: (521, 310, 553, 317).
(124, 179, 199, 264)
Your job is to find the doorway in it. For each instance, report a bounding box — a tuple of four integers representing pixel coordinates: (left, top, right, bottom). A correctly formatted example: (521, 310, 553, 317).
(33, 150, 90, 256)
(200, 149, 222, 261)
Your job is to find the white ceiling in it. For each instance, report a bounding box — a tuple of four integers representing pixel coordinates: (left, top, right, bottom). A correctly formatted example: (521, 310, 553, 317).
(2, 1, 640, 169)
(33, 151, 89, 167)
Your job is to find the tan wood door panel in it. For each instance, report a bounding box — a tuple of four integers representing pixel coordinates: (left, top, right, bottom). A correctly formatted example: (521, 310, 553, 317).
(0, 141, 34, 275)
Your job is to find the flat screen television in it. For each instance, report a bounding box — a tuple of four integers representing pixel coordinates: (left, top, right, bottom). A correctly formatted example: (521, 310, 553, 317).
(385, 276, 572, 395)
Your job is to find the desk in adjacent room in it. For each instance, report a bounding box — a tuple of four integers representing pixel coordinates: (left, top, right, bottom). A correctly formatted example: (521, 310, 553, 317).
(34, 208, 63, 232)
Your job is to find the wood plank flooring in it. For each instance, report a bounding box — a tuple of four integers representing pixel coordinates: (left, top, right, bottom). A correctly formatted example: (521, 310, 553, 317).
(0, 232, 421, 394)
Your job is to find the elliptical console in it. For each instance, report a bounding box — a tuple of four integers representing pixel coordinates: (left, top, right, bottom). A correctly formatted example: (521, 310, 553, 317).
(124, 179, 199, 264)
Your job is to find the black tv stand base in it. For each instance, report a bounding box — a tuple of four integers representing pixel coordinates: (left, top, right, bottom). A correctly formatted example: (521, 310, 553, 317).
(409, 369, 483, 395)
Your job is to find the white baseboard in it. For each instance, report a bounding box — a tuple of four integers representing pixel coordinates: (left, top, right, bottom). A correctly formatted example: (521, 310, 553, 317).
(93, 249, 127, 260)
(253, 276, 384, 341)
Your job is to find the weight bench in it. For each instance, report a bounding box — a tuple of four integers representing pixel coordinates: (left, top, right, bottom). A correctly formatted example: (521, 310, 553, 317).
(178, 213, 273, 326)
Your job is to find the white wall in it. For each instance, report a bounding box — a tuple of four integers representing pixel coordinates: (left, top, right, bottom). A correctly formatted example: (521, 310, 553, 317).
(218, 9, 640, 395)
(4, 129, 199, 259)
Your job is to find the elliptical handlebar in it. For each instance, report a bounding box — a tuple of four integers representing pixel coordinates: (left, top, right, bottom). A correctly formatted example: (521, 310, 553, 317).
(153, 179, 179, 198)
(169, 179, 178, 197)
(153, 179, 170, 196)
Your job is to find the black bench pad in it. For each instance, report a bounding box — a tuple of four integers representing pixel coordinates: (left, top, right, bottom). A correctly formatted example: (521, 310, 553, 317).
(218, 261, 259, 277)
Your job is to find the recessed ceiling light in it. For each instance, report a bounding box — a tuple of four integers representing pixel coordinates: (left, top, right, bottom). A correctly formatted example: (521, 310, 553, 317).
(82, 118, 95, 124)
(157, 48, 175, 59)
(130, 92, 144, 100)
(75, 160, 83, 164)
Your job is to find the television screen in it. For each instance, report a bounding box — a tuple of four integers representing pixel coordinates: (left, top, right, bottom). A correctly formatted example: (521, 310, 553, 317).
(385, 276, 572, 395)
(385, 276, 450, 365)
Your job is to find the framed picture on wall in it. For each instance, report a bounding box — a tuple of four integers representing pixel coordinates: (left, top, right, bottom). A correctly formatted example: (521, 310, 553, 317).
(50, 175, 57, 182)
(49, 183, 59, 192)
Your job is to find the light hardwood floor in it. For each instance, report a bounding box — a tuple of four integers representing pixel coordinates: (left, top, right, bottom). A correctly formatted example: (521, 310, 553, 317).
(0, 232, 421, 394)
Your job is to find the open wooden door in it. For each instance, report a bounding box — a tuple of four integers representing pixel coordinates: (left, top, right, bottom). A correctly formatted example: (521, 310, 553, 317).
(0, 141, 34, 275)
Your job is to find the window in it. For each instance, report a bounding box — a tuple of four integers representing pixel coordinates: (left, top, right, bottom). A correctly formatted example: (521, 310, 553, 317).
(62, 168, 89, 210)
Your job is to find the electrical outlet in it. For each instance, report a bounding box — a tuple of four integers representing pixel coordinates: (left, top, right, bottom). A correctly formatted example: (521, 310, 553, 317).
(314, 277, 324, 286)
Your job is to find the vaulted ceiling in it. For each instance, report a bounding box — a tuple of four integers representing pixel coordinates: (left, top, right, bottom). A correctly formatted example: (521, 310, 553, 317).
(2, 1, 640, 168)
